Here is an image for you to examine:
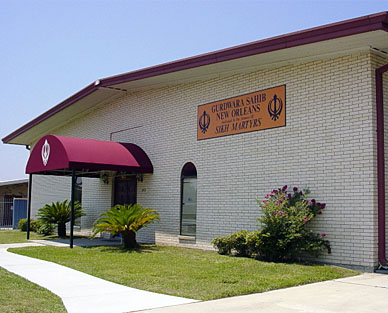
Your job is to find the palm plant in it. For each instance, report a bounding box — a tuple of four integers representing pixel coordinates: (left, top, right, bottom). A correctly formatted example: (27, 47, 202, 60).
(92, 204, 160, 249)
(37, 200, 85, 237)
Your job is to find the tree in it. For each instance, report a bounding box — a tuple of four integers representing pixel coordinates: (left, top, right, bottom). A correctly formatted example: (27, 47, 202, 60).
(37, 200, 85, 237)
(92, 204, 160, 249)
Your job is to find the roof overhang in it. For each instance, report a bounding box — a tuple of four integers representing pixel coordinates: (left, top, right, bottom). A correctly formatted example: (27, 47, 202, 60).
(0, 179, 28, 187)
(3, 11, 388, 145)
(26, 135, 153, 176)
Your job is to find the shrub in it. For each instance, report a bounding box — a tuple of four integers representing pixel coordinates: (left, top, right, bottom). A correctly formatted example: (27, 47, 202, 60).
(212, 234, 233, 255)
(18, 218, 28, 231)
(212, 230, 251, 257)
(38, 200, 85, 237)
(230, 231, 251, 257)
(37, 223, 55, 236)
(30, 219, 43, 232)
(246, 230, 262, 258)
(18, 218, 42, 232)
(256, 186, 331, 261)
(92, 204, 160, 249)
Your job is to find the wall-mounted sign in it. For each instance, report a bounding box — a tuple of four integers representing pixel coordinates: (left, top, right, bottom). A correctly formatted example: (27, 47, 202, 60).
(197, 85, 286, 140)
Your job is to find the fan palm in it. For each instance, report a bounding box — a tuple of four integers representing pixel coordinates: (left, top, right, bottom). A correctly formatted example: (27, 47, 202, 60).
(37, 200, 85, 237)
(92, 204, 160, 249)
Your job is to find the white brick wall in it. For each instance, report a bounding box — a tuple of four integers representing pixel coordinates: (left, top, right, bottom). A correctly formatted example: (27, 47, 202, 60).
(30, 51, 388, 270)
(81, 177, 113, 231)
(31, 175, 71, 217)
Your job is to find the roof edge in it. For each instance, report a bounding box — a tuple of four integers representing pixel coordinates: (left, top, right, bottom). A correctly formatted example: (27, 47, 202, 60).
(0, 178, 29, 186)
(3, 11, 388, 144)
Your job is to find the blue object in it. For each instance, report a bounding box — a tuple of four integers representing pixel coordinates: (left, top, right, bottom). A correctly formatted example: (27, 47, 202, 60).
(13, 199, 27, 229)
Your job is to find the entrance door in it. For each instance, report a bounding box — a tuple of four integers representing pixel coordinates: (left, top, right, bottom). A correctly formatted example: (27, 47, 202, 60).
(181, 177, 197, 236)
(114, 176, 137, 205)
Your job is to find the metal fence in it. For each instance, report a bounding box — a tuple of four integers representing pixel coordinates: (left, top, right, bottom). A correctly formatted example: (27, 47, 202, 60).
(0, 198, 27, 229)
(0, 198, 14, 228)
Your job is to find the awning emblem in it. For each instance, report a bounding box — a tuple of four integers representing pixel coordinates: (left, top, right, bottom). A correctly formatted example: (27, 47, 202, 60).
(41, 139, 50, 166)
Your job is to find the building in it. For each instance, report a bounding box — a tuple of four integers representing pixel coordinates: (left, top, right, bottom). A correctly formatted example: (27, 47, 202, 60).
(2, 12, 388, 271)
(0, 179, 28, 227)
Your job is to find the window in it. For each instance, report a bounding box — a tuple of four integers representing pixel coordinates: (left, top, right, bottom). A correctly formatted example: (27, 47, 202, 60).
(180, 163, 197, 236)
(74, 177, 82, 226)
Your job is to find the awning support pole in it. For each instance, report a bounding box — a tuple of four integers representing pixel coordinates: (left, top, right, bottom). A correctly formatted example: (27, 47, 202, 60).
(70, 169, 75, 248)
(26, 174, 32, 240)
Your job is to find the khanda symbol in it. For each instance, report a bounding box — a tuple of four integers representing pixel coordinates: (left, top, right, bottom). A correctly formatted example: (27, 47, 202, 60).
(41, 139, 50, 166)
(199, 110, 211, 133)
(268, 94, 283, 121)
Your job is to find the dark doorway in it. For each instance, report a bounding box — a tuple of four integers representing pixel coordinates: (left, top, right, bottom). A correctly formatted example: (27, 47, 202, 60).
(114, 176, 137, 205)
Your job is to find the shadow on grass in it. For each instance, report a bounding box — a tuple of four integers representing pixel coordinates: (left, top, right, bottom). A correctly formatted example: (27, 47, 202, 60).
(31, 234, 89, 240)
(82, 244, 159, 254)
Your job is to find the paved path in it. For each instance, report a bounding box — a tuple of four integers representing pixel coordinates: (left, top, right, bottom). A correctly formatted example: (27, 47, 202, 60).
(136, 273, 388, 313)
(0, 242, 197, 313)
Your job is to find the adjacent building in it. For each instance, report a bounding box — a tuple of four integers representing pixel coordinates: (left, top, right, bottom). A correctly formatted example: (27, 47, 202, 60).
(0, 179, 28, 227)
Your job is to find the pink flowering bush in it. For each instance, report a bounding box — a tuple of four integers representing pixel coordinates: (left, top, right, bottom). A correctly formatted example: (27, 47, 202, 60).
(212, 186, 331, 262)
(256, 186, 331, 261)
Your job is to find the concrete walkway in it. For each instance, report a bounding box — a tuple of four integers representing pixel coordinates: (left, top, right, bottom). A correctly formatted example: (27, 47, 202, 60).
(137, 273, 388, 313)
(0, 242, 197, 313)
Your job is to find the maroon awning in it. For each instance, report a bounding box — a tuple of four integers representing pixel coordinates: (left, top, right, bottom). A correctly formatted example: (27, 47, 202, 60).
(26, 135, 153, 175)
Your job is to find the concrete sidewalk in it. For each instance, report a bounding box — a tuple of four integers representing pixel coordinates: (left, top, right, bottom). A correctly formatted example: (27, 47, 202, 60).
(0, 242, 197, 313)
(137, 273, 388, 313)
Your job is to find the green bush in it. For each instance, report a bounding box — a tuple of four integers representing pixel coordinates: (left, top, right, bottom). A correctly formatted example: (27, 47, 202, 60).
(246, 231, 262, 258)
(212, 230, 251, 257)
(31, 220, 43, 232)
(18, 218, 43, 232)
(212, 233, 233, 255)
(37, 223, 55, 236)
(18, 218, 28, 231)
(230, 231, 251, 257)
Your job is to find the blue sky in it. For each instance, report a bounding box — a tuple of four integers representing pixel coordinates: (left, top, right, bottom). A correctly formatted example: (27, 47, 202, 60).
(0, 0, 387, 181)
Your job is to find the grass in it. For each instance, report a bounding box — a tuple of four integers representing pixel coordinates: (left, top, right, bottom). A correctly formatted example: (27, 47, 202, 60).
(0, 267, 67, 313)
(9, 245, 359, 301)
(0, 229, 57, 243)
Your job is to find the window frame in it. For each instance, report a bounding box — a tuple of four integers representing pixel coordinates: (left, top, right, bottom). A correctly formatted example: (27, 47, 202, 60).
(180, 162, 197, 237)
(74, 177, 82, 227)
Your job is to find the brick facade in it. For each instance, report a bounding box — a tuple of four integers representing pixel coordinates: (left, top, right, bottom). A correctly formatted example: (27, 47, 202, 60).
(0, 182, 28, 200)
(29, 51, 388, 271)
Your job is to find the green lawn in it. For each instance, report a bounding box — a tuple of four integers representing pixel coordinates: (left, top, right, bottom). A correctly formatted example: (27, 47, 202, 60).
(0, 267, 67, 313)
(0, 229, 57, 243)
(10, 245, 359, 300)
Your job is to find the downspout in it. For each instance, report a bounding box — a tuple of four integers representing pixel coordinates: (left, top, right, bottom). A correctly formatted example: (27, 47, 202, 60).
(376, 62, 388, 268)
